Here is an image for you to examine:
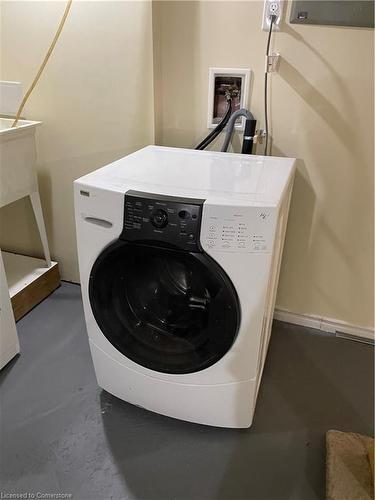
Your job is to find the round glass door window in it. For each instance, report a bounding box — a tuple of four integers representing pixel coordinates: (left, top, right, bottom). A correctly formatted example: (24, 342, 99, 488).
(89, 241, 240, 374)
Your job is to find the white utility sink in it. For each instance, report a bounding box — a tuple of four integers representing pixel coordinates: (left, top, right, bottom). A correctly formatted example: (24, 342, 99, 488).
(0, 116, 51, 267)
(0, 117, 41, 135)
(0, 117, 60, 330)
(0, 118, 42, 207)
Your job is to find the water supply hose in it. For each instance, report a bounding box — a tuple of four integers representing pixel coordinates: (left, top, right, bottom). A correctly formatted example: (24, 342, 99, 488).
(220, 108, 254, 152)
(12, 0, 73, 127)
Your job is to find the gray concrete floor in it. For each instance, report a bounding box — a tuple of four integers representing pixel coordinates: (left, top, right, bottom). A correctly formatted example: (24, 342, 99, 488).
(0, 282, 373, 500)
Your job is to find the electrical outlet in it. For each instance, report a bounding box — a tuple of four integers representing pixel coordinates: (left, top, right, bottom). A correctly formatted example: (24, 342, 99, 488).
(262, 0, 283, 31)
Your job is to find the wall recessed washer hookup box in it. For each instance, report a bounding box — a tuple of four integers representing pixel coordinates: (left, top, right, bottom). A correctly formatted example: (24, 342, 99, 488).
(207, 68, 251, 130)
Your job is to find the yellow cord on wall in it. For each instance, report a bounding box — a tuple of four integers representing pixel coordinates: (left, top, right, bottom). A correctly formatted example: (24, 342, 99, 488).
(12, 0, 73, 128)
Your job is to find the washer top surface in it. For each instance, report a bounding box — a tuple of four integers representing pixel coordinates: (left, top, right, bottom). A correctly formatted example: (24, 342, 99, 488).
(76, 146, 295, 206)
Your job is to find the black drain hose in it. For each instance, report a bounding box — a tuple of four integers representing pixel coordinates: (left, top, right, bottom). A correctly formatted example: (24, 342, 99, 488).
(195, 97, 232, 150)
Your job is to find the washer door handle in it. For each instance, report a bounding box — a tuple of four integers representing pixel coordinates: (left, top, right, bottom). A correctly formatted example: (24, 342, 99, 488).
(83, 216, 113, 228)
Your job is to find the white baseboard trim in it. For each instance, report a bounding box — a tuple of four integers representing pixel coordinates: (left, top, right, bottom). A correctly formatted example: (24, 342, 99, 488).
(274, 308, 374, 343)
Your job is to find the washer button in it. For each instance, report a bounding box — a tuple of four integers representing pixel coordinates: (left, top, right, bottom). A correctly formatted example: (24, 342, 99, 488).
(150, 209, 168, 228)
(179, 210, 190, 219)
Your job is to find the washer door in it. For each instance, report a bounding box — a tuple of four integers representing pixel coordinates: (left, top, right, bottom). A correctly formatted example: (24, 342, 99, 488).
(89, 240, 240, 374)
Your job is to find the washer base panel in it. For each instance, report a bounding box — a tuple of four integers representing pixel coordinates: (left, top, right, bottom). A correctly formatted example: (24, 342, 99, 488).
(90, 341, 257, 428)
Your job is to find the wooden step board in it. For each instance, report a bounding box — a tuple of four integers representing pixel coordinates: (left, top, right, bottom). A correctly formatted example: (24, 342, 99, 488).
(2, 251, 60, 321)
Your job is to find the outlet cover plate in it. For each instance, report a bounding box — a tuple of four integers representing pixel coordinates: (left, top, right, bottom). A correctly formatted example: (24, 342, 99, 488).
(262, 0, 284, 31)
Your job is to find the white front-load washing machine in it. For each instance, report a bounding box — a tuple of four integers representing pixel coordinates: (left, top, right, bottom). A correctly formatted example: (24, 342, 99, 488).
(74, 146, 295, 428)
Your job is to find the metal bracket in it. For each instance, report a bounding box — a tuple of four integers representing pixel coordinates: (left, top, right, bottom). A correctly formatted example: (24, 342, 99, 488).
(265, 53, 280, 73)
(253, 129, 267, 144)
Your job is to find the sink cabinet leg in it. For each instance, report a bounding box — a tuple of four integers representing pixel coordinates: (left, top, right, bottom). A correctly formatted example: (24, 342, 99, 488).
(30, 191, 51, 267)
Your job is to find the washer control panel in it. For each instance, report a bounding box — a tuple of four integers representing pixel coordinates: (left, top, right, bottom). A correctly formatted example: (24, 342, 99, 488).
(201, 204, 276, 253)
(121, 190, 205, 252)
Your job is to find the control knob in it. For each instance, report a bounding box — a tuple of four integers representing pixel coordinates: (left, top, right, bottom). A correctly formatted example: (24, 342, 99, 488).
(150, 209, 168, 228)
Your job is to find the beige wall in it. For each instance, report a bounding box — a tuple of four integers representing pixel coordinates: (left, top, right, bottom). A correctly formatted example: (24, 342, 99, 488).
(0, 1, 155, 282)
(152, 1, 374, 328)
(1, 1, 373, 329)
